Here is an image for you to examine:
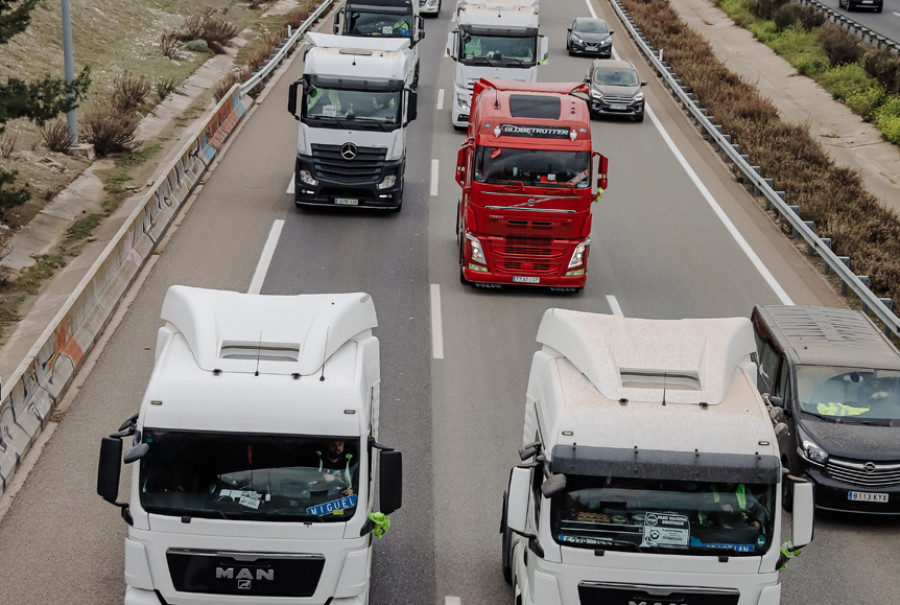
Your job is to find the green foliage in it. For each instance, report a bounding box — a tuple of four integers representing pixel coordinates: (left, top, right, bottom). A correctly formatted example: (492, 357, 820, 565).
(185, 39, 210, 52)
(845, 85, 887, 120)
(0, 167, 29, 209)
(818, 63, 874, 100)
(768, 26, 821, 61)
(0, 0, 38, 44)
(773, 4, 799, 32)
(874, 97, 900, 144)
(864, 50, 900, 95)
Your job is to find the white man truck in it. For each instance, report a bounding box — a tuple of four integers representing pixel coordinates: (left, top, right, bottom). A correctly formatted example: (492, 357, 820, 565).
(287, 33, 418, 211)
(502, 310, 815, 605)
(446, 0, 548, 128)
(333, 0, 424, 88)
(97, 286, 402, 605)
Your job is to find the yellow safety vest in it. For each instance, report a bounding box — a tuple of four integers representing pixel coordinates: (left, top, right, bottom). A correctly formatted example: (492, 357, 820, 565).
(816, 402, 869, 417)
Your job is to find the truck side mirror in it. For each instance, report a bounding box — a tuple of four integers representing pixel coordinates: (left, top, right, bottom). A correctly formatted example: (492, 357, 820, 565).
(446, 31, 458, 59)
(791, 481, 815, 547)
(455, 144, 471, 187)
(379, 449, 403, 515)
(333, 13, 340, 35)
(288, 79, 302, 120)
(418, 16, 425, 41)
(592, 152, 608, 194)
(97, 436, 123, 504)
(539, 36, 549, 64)
(506, 467, 531, 535)
(405, 90, 418, 124)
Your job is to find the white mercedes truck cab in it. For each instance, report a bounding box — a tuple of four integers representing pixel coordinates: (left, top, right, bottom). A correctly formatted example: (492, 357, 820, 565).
(334, 0, 424, 88)
(502, 309, 815, 605)
(446, 0, 548, 128)
(287, 32, 418, 211)
(97, 286, 402, 605)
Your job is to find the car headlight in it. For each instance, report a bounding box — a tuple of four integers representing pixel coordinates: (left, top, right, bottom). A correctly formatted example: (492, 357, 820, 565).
(571, 34, 583, 44)
(378, 174, 397, 189)
(633, 91, 644, 102)
(567, 240, 589, 269)
(797, 426, 828, 466)
(299, 169, 317, 186)
(591, 90, 603, 101)
(466, 233, 486, 265)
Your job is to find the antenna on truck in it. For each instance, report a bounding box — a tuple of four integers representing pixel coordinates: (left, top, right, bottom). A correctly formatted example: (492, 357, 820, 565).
(662, 372, 667, 406)
(255, 332, 262, 376)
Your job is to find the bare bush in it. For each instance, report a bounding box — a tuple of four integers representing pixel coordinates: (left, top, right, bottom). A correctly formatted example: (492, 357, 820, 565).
(80, 106, 140, 156)
(249, 0, 270, 8)
(202, 13, 238, 52)
(283, 5, 312, 27)
(111, 71, 152, 113)
(244, 30, 283, 75)
(41, 119, 73, 153)
(160, 30, 180, 59)
(773, 3, 799, 31)
(820, 25, 863, 67)
(0, 133, 15, 159)
(797, 5, 825, 30)
(181, 13, 205, 40)
(212, 67, 249, 102)
(753, 0, 790, 20)
(864, 49, 900, 95)
(155, 75, 178, 101)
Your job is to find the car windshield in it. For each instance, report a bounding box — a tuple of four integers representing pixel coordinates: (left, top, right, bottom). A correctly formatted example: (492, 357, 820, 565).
(551, 476, 775, 556)
(343, 10, 412, 37)
(459, 32, 536, 65)
(474, 147, 590, 187)
(796, 366, 900, 424)
(139, 429, 361, 522)
(303, 85, 402, 125)
(574, 20, 608, 34)
(593, 68, 639, 87)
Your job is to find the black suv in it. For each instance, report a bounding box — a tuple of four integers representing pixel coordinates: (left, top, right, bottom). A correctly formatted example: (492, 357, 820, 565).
(752, 305, 900, 514)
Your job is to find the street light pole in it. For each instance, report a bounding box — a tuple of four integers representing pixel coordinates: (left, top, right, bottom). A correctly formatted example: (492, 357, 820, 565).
(61, 0, 77, 145)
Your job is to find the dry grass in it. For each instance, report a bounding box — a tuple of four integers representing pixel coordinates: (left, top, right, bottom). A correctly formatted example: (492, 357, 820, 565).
(621, 0, 900, 312)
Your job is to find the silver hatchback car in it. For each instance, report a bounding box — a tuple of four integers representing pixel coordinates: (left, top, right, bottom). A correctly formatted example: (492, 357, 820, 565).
(584, 59, 647, 122)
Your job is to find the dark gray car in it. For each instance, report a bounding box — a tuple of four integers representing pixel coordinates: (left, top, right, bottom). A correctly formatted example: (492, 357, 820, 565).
(566, 18, 613, 57)
(584, 59, 647, 122)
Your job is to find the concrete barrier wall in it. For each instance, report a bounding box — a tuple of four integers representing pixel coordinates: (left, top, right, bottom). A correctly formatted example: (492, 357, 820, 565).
(0, 86, 249, 493)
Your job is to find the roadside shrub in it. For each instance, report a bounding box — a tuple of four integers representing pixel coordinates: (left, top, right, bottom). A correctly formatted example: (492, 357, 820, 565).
(283, 5, 312, 27)
(819, 63, 874, 101)
(845, 84, 887, 120)
(753, 0, 789, 20)
(160, 30, 180, 59)
(185, 39, 210, 53)
(244, 30, 282, 74)
(41, 119, 73, 153)
(820, 24, 862, 67)
(773, 4, 799, 31)
(80, 105, 140, 156)
(874, 97, 900, 144)
(202, 12, 238, 52)
(155, 75, 177, 100)
(864, 49, 900, 95)
(0, 133, 15, 159)
(212, 67, 249, 102)
(111, 71, 151, 114)
(797, 5, 825, 30)
(795, 54, 827, 76)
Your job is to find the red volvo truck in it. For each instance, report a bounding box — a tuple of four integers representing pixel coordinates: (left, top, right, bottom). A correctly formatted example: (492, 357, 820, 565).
(455, 78, 607, 292)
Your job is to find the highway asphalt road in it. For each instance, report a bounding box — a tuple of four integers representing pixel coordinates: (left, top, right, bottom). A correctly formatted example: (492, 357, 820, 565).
(0, 0, 897, 603)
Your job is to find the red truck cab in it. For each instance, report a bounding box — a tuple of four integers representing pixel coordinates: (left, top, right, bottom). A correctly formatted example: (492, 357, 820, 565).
(455, 78, 607, 292)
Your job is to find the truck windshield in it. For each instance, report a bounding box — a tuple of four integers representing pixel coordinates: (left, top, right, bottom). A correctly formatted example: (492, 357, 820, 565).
(474, 147, 589, 188)
(550, 476, 775, 556)
(303, 85, 402, 126)
(344, 10, 412, 38)
(139, 429, 361, 522)
(796, 366, 900, 425)
(459, 32, 536, 66)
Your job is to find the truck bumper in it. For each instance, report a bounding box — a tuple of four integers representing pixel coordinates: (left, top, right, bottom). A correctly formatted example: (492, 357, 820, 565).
(460, 234, 588, 290)
(294, 156, 404, 210)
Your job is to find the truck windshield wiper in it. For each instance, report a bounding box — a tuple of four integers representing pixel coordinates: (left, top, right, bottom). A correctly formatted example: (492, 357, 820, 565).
(592, 538, 642, 553)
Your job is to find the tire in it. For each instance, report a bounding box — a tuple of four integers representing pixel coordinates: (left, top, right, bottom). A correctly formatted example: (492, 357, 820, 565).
(459, 239, 469, 285)
(634, 112, 644, 123)
(501, 491, 512, 584)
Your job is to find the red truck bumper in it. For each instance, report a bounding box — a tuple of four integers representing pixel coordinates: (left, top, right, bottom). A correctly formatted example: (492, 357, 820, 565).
(460, 233, 589, 290)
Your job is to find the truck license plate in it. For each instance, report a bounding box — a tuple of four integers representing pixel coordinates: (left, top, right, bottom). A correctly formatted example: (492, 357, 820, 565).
(335, 197, 359, 206)
(610, 104, 628, 111)
(848, 491, 888, 502)
(512, 276, 540, 284)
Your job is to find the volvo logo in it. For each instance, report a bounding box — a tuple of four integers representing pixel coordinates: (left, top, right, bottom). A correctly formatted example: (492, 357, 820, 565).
(865, 462, 877, 473)
(340, 142, 358, 160)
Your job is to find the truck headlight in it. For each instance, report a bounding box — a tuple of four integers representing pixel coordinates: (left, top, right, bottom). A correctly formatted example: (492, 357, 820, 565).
(378, 174, 397, 189)
(466, 233, 486, 265)
(299, 169, 317, 186)
(567, 240, 589, 269)
(456, 93, 470, 111)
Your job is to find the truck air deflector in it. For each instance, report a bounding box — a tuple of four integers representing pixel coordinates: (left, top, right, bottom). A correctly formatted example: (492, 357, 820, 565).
(549, 445, 781, 484)
(508, 95, 560, 119)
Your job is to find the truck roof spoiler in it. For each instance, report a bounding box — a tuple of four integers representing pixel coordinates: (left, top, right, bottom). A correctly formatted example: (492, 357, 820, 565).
(160, 285, 377, 376)
(473, 78, 588, 100)
(306, 32, 411, 53)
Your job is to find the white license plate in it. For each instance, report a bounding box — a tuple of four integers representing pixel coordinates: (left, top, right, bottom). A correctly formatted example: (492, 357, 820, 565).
(848, 491, 888, 502)
(335, 197, 359, 206)
(610, 104, 628, 111)
(586, 46, 597, 50)
(512, 276, 540, 284)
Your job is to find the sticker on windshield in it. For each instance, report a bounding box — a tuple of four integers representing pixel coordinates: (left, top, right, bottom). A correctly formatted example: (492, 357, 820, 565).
(322, 105, 337, 118)
(218, 489, 264, 510)
(640, 512, 690, 548)
(306, 494, 358, 516)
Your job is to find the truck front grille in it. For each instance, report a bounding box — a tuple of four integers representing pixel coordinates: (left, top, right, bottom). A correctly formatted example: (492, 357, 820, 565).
(826, 458, 900, 488)
(578, 582, 740, 605)
(310, 143, 387, 184)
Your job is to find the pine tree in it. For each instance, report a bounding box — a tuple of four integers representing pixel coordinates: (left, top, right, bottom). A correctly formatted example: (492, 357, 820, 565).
(1, 0, 91, 209)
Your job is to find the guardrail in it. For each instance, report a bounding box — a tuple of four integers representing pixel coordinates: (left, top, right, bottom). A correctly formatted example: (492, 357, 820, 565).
(0, 1, 336, 495)
(609, 0, 900, 337)
(796, 0, 900, 56)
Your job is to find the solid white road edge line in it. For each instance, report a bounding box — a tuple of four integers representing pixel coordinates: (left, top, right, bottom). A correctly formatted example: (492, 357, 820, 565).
(584, 0, 792, 305)
(431, 159, 440, 197)
(607, 295, 624, 317)
(445, 597, 461, 605)
(431, 283, 445, 359)
(286, 175, 294, 195)
(249, 220, 284, 295)
(437, 88, 445, 111)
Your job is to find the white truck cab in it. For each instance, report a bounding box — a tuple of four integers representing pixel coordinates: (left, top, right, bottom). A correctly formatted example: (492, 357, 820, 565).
(503, 310, 815, 605)
(446, 1, 547, 127)
(287, 33, 418, 211)
(97, 286, 402, 605)
(334, 0, 425, 88)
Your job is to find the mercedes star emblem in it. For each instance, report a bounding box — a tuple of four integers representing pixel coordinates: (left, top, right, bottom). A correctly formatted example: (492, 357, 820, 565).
(341, 142, 358, 161)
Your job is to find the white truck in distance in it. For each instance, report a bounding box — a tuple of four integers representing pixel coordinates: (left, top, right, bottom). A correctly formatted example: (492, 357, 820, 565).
(446, 0, 547, 128)
(97, 286, 402, 605)
(287, 33, 418, 211)
(502, 310, 814, 605)
(333, 0, 424, 88)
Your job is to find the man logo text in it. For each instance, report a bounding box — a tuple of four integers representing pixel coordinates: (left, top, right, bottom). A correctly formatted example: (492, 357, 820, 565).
(216, 567, 275, 581)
